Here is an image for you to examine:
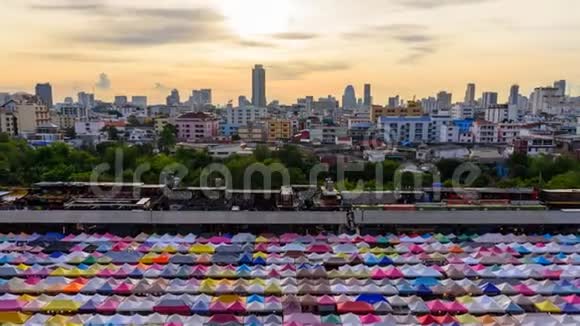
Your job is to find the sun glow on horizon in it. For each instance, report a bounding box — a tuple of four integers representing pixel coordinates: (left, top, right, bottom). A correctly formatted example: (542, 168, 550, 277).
(221, 0, 292, 37)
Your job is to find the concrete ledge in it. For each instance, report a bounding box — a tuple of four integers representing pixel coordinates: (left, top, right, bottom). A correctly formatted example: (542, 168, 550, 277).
(1, 210, 580, 225)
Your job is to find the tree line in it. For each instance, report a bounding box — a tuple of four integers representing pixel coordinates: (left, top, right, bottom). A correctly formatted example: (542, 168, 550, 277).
(0, 132, 578, 189)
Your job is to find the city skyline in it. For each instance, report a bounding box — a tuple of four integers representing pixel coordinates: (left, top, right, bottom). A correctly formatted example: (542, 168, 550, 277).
(1, 0, 580, 104)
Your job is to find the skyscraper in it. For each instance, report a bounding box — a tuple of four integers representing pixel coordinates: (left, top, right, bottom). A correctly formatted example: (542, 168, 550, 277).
(481, 92, 498, 109)
(342, 85, 357, 109)
(464, 83, 476, 104)
(78, 92, 95, 109)
(436, 91, 452, 111)
(35, 83, 53, 108)
(114, 96, 128, 107)
(363, 84, 372, 107)
(509, 84, 520, 106)
(166, 89, 180, 106)
(131, 96, 147, 109)
(191, 89, 212, 107)
(388, 96, 400, 108)
(554, 80, 566, 96)
(252, 64, 266, 107)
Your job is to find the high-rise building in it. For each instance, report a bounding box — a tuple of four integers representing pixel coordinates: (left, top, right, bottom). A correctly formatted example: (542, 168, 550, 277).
(252, 64, 266, 107)
(464, 83, 476, 104)
(166, 89, 180, 106)
(238, 96, 250, 107)
(421, 97, 437, 114)
(114, 96, 128, 107)
(530, 87, 560, 114)
(481, 92, 498, 109)
(78, 92, 95, 109)
(35, 83, 53, 108)
(436, 91, 452, 111)
(191, 89, 212, 108)
(554, 80, 566, 96)
(0, 93, 10, 106)
(342, 85, 357, 109)
(388, 96, 400, 108)
(363, 84, 372, 107)
(509, 85, 520, 106)
(131, 96, 148, 109)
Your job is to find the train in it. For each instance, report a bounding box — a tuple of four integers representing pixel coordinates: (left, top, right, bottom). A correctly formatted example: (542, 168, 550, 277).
(1, 181, 579, 211)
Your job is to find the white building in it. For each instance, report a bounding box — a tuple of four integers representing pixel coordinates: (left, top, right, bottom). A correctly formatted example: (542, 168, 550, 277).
(485, 104, 519, 123)
(472, 120, 499, 143)
(75, 120, 105, 136)
(208, 144, 254, 159)
(451, 104, 476, 120)
(77, 92, 95, 109)
(226, 105, 267, 126)
(530, 87, 562, 115)
(481, 92, 498, 109)
(379, 116, 431, 144)
(131, 96, 148, 109)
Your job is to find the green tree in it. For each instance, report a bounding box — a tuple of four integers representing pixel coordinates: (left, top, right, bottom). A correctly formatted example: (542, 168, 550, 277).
(158, 124, 177, 153)
(101, 125, 120, 141)
(254, 145, 272, 162)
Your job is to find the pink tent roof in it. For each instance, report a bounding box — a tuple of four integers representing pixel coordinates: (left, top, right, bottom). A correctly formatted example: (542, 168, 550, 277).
(360, 314, 381, 324)
(384, 267, 404, 278)
(513, 284, 536, 295)
(426, 300, 448, 313)
(208, 314, 242, 324)
(226, 301, 246, 313)
(317, 295, 336, 305)
(0, 299, 25, 311)
(445, 301, 467, 314)
(564, 295, 580, 304)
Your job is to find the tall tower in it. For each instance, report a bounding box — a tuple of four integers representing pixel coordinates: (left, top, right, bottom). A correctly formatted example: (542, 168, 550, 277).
(252, 64, 267, 107)
(363, 84, 372, 107)
(554, 80, 566, 97)
(509, 84, 520, 106)
(464, 83, 475, 105)
(342, 85, 357, 109)
(35, 83, 53, 108)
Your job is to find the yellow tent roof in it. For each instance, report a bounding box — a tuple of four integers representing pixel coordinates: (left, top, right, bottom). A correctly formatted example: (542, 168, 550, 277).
(252, 252, 267, 259)
(18, 294, 37, 302)
(45, 315, 75, 326)
(49, 267, 70, 276)
(456, 295, 475, 304)
(41, 300, 81, 312)
(535, 300, 561, 313)
(455, 314, 480, 324)
(0, 311, 30, 324)
(264, 283, 282, 294)
(214, 295, 243, 303)
(189, 244, 215, 254)
(16, 264, 29, 271)
(255, 236, 269, 243)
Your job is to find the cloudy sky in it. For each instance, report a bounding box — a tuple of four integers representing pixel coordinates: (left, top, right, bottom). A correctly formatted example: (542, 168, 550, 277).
(1, 0, 579, 105)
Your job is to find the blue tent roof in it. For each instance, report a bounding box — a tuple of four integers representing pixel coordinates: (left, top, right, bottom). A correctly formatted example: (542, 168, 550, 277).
(378, 256, 393, 265)
(505, 302, 525, 314)
(413, 278, 440, 286)
(415, 284, 433, 296)
(191, 300, 210, 313)
(480, 282, 501, 295)
(247, 294, 265, 303)
(355, 294, 387, 304)
(49, 251, 63, 258)
(560, 303, 580, 314)
(533, 256, 552, 265)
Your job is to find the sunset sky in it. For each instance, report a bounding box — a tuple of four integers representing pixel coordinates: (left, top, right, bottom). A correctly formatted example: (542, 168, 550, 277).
(1, 0, 580, 105)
